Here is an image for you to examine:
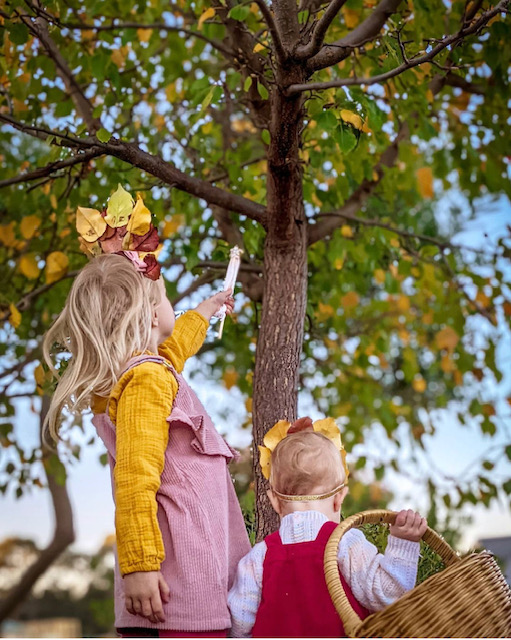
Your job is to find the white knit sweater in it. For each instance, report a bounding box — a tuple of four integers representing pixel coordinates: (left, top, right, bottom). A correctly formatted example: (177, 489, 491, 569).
(227, 510, 420, 638)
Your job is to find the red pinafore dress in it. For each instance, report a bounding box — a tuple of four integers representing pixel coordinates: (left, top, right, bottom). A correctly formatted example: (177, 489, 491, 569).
(252, 520, 369, 637)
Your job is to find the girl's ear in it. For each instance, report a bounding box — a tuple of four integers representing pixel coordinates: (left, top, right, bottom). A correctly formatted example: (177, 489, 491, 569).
(267, 489, 282, 516)
(151, 308, 159, 328)
(333, 486, 348, 513)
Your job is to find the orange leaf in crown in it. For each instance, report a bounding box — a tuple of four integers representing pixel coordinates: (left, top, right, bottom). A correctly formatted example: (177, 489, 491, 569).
(126, 225, 159, 252)
(99, 225, 128, 254)
(143, 254, 161, 280)
(287, 416, 314, 434)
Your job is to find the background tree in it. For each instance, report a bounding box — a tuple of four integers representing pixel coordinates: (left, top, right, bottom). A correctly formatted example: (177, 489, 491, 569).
(1, 0, 511, 616)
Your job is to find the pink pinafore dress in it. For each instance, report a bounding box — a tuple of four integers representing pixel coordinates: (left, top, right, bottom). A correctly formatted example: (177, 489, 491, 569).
(92, 354, 251, 633)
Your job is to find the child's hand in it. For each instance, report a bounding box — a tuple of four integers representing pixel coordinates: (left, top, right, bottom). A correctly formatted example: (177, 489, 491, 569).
(389, 509, 427, 543)
(195, 289, 234, 322)
(123, 570, 170, 623)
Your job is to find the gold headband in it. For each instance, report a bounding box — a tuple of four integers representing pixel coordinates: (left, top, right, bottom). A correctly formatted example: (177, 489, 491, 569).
(272, 482, 346, 502)
(258, 416, 349, 482)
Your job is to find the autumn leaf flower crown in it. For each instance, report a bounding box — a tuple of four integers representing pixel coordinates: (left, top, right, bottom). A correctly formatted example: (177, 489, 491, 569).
(76, 184, 161, 280)
(259, 416, 349, 502)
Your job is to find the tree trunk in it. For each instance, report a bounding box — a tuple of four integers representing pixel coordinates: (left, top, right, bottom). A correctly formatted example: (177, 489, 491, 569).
(253, 70, 308, 540)
(0, 396, 75, 623)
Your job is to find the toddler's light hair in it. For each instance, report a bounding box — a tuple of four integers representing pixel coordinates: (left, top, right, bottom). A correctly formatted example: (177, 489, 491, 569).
(270, 431, 345, 497)
(43, 254, 162, 440)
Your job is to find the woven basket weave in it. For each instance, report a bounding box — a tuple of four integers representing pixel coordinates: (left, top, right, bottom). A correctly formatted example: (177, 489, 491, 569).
(324, 509, 511, 637)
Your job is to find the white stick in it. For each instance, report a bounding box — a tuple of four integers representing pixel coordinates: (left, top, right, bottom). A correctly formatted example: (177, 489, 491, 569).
(217, 246, 242, 339)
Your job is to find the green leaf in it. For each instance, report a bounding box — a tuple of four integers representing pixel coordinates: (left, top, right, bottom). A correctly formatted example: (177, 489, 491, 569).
(244, 76, 253, 92)
(334, 124, 357, 153)
(99, 453, 108, 466)
(228, 5, 250, 20)
(96, 128, 112, 143)
(9, 23, 29, 45)
(262, 129, 270, 145)
(506, 445, 511, 461)
(257, 82, 269, 100)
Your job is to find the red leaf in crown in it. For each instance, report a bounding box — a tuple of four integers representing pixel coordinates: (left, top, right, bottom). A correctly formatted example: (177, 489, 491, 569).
(287, 416, 314, 434)
(128, 225, 159, 252)
(143, 254, 161, 280)
(99, 224, 128, 254)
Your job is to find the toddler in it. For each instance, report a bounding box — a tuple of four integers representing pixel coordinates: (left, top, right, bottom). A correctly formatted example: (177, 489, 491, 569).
(228, 417, 427, 637)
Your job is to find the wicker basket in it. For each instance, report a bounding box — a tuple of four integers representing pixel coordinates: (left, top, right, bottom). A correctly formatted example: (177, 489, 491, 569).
(324, 509, 511, 637)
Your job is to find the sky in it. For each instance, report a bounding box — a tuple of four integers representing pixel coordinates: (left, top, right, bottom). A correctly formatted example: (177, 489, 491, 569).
(1, 195, 510, 556)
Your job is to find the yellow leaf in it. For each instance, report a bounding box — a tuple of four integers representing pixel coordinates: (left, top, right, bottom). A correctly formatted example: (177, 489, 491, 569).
(245, 397, 253, 413)
(45, 251, 69, 284)
(390, 238, 400, 248)
(202, 120, 213, 134)
(313, 418, 342, 451)
(78, 237, 101, 257)
(34, 363, 45, 387)
(0, 222, 17, 247)
(341, 225, 354, 238)
(412, 376, 426, 393)
(20, 215, 41, 239)
(222, 367, 238, 390)
(396, 295, 410, 313)
(341, 291, 359, 309)
(198, 7, 215, 30)
(253, 42, 265, 53)
(259, 446, 272, 480)
(105, 184, 134, 228)
(50, 194, 58, 209)
(8, 303, 21, 329)
(127, 195, 152, 236)
(441, 354, 455, 373)
(342, 7, 360, 28)
(317, 302, 335, 321)
(137, 28, 153, 42)
(166, 82, 177, 102)
(435, 326, 459, 353)
(340, 109, 364, 131)
(334, 257, 344, 270)
(19, 253, 40, 279)
(111, 48, 126, 68)
(161, 214, 185, 238)
(374, 269, 385, 284)
(76, 206, 107, 242)
(416, 167, 434, 199)
(263, 420, 291, 452)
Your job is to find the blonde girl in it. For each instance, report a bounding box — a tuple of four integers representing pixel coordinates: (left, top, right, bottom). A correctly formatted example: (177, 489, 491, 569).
(44, 252, 250, 638)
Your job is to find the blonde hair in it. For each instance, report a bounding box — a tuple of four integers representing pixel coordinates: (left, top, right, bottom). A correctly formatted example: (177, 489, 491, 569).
(270, 431, 345, 497)
(43, 254, 162, 440)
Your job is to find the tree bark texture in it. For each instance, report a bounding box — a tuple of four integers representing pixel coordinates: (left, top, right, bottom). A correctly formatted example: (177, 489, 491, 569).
(252, 71, 309, 540)
(0, 396, 75, 623)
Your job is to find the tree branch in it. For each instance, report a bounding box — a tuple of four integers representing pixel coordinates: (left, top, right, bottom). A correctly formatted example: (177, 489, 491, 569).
(295, 0, 349, 60)
(289, 0, 508, 92)
(307, 0, 403, 72)
(19, 6, 100, 134)
(0, 149, 103, 189)
(37, 17, 234, 60)
(0, 396, 75, 624)
(0, 115, 268, 225)
(253, 0, 288, 62)
(272, 0, 300, 49)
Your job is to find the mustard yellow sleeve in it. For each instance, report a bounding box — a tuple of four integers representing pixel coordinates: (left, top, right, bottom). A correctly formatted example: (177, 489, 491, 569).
(109, 362, 177, 575)
(158, 310, 208, 373)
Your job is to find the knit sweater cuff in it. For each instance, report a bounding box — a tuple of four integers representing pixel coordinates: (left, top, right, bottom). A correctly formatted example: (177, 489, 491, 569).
(386, 535, 420, 562)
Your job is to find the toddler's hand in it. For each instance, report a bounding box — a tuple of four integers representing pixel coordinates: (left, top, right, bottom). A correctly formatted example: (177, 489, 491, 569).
(123, 570, 170, 623)
(389, 509, 427, 543)
(195, 289, 234, 322)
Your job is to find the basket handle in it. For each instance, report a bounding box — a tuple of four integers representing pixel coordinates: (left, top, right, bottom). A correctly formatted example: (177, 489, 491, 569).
(324, 509, 461, 637)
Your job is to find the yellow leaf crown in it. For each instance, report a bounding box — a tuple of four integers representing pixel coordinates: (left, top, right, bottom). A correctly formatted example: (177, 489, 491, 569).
(258, 416, 349, 481)
(76, 184, 161, 280)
